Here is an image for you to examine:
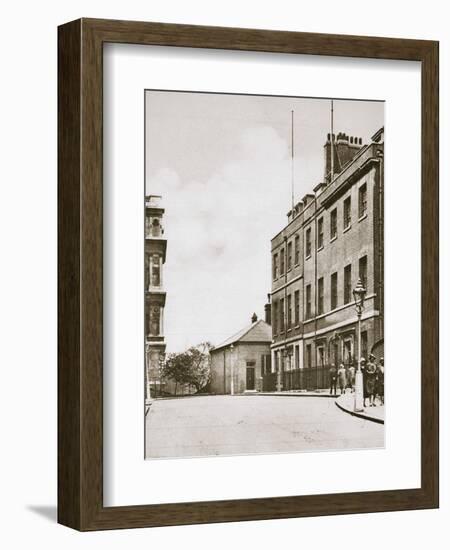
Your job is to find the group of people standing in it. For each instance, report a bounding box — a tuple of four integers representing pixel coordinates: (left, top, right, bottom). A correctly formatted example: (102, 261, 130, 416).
(329, 354, 384, 407)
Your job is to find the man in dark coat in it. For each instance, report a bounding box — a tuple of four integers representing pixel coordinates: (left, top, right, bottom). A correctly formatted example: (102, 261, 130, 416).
(329, 364, 337, 396)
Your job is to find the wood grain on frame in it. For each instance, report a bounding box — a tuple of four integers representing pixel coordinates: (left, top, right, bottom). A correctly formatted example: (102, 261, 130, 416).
(58, 18, 439, 531)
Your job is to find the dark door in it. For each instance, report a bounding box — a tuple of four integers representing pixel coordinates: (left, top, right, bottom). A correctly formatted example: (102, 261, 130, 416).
(246, 367, 255, 390)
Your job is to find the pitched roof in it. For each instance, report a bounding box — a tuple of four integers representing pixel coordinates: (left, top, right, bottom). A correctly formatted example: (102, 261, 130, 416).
(212, 319, 272, 352)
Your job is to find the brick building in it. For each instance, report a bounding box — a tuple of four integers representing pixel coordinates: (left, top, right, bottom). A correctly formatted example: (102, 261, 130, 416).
(145, 195, 167, 399)
(210, 314, 272, 395)
(266, 128, 384, 391)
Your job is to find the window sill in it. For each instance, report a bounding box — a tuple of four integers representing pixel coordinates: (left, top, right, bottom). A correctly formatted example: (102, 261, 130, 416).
(330, 236, 337, 243)
(317, 245, 324, 252)
(343, 224, 352, 234)
(358, 213, 367, 222)
(305, 254, 311, 261)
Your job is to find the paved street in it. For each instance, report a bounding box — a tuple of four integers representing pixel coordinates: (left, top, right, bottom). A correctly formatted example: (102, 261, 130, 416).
(145, 395, 384, 459)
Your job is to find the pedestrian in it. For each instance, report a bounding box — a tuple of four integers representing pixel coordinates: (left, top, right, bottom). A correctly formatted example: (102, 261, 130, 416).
(360, 357, 368, 405)
(376, 357, 384, 405)
(348, 363, 356, 392)
(337, 363, 346, 395)
(365, 354, 377, 407)
(329, 364, 337, 396)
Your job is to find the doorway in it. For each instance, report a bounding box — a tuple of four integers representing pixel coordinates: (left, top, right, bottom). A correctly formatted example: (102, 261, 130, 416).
(246, 367, 255, 390)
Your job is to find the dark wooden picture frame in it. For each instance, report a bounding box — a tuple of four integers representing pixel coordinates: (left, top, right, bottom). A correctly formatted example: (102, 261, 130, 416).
(58, 18, 439, 531)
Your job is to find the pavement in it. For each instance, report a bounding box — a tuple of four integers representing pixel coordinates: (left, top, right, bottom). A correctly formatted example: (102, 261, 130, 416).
(335, 392, 385, 424)
(251, 390, 337, 398)
(145, 394, 384, 459)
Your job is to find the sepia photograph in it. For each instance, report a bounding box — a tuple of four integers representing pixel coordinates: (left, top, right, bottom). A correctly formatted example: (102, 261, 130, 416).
(144, 90, 385, 460)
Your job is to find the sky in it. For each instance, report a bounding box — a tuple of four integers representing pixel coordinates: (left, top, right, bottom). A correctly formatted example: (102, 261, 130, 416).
(145, 91, 384, 353)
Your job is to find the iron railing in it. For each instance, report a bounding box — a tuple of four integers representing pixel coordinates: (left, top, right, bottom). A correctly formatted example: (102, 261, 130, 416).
(262, 366, 332, 392)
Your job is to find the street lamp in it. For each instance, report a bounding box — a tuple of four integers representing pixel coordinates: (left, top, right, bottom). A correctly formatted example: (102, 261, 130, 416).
(353, 278, 366, 412)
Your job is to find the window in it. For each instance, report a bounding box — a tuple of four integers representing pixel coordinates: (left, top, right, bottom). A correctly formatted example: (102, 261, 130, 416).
(344, 264, 352, 304)
(151, 254, 160, 286)
(330, 208, 337, 240)
(273, 253, 278, 280)
(151, 218, 162, 237)
(287, 294, 292, 328)
(305, 227, 312, 258)
(149, 306, 161, 336)
(294, 290, 300, 326)
(287, 241, 293, 271)
(273, 301, 278, 334)
(317, 346, 325, 367)
(361, 331, 368, 361)
(294, 234, 300, 265)
(280, 248, 285, 276)
(317, 217, 324, 249)
(280, 298, 285, 331)
(306, 284, 312, 319)
(331, 272, 338, 310)
(318, 277, 324, 315)
(359, 183, 367, 218)
(295, 346, 300, 370)
(359, 255, 368, 289)
(306, 344, 312, 369)
(343, 196, 351, 229)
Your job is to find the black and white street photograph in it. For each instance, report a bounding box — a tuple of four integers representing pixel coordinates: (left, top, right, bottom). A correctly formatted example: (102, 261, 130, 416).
(144, 90, 385, 459)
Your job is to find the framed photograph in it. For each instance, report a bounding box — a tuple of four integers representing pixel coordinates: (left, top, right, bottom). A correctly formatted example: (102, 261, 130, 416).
(58, 18, 439, 530)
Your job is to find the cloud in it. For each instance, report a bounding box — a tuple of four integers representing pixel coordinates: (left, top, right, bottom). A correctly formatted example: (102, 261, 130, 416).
(147, 125, 293, 352)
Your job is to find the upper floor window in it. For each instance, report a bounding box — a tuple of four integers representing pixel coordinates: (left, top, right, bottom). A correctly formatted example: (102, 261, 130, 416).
(273, 253, 278, 280)
(280, 298, 285, 331)
(359, 255, 368, 290)
(294, 290, 300, 326)
(344, 264, 352, 304)
(306, 284, 312, 319)
(305, 227, 312, 258)
(280, 248, 285, 276)
(287, 241, 293, 271)
(343, 196, 351, 229)
(318, 277, 324, 315)
(287, 294, 292, 328)
(318, 217, 324, 249)
(331, 272, 338, 310)
(359, 183, 367, 218)
(151, 218, 162, 237)
(330, 208, 337, 240)
(294, 235, 300, 265)
(151, 254, 161, 287)
(149, 306, 161, 336)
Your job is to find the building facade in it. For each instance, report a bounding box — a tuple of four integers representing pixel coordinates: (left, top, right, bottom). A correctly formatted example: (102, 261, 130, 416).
(145, 195, 167, 399)
(267, 128, 384, 391)
(210, 315, 272, 395)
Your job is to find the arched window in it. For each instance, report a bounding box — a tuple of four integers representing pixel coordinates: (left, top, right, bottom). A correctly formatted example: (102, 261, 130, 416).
(150, 306, 160, 336)
(151, 218, 161, 237)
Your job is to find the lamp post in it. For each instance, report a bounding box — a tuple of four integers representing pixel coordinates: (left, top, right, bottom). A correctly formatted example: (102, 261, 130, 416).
(353, 278, 366, 412)
(230, 344, 235, 396)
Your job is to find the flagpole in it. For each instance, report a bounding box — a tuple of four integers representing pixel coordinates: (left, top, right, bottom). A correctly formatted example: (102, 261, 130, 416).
(330, 100, 334, 182)
(291, 110, 294, 214)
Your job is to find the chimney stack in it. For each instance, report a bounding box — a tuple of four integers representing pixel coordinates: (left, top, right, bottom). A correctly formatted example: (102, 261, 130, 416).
(251, 312, 258, 324)
(324, 133, 363, 183)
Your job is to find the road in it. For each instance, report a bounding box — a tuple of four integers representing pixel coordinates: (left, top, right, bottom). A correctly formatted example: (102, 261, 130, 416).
(145, 394, 384, 459)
